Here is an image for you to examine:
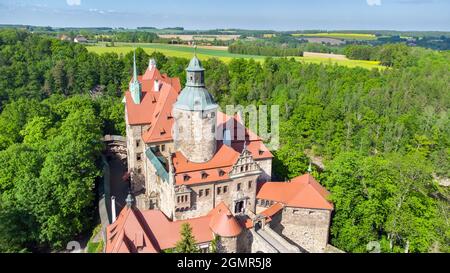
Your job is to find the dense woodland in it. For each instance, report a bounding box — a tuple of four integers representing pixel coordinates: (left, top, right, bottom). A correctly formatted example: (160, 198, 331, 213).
(0, 29, 448, 253)
(228, 36, 344, 56)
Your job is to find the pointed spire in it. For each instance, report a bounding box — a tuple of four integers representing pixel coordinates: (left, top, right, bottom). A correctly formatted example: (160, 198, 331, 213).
(129, 49, 142, 104)
(193, 41, 197, 57)
(307, 161, 312, 173)
(133, 49, 138, 83)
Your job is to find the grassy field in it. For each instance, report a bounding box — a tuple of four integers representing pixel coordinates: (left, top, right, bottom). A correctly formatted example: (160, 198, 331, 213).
(292, 32, 377, 40)
(86, 42, 384, 69)
(158, 34, 240, 41)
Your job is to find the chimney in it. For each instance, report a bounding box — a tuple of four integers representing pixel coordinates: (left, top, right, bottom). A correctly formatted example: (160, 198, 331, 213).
(154, 79, 160, 92)
(111, 196, 117, 223)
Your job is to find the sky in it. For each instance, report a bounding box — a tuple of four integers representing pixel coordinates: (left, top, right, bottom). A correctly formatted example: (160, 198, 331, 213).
(0, 0, 449, 31)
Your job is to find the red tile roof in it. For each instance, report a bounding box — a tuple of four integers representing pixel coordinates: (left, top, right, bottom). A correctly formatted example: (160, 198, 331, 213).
(171, 113, 273, 185)
(208, 202, 242, 237)
(141, 83, 179, 143)
(260, 202, 284, 218)
(105, 206, 158, 253)
(105, 202, 243, 253)
(256, 174, 334, 210)
(125, 67, 181, 127)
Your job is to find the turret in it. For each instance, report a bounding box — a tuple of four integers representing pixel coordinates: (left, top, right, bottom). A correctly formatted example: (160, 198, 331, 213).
(129, 51, 142, 104)
(173, 51, 218, 163)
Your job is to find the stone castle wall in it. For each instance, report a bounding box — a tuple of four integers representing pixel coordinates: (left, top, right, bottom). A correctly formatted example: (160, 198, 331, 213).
(173, 108, 217, 163)
(270, 207, 331, 253)
(175, 173, 260, 220)
(125, 110, 149, 190)
(217, 236, 238, 253)
(255, 158, 272, 182)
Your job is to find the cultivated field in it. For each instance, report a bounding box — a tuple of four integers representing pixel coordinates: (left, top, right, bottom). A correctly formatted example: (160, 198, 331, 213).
(292, 32, 377, 40)
(86, 42, 384, 69)
(158, 34, 240, 41)
(87, 42, 263, 62)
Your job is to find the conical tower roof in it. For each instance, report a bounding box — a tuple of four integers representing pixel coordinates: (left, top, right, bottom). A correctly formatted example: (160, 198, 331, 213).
(174, 54, 217, 111)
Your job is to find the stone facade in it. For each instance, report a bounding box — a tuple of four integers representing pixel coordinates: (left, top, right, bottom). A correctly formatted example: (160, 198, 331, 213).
(173, 108, 217, 163)
(174, 172, 260, 220)
(269, 207, 332, 253)
(123, 55, 334, 253)
(125, 110, 149, 193)
(217, 236, 239, 253)
(255, 158, 272, 182)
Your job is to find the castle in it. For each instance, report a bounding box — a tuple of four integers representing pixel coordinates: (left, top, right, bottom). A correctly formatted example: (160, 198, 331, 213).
(105, 52, 335, 253)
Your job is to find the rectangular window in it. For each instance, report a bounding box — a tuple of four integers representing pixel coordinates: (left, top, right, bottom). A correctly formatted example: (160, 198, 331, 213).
(223, 186, 228, 193)
(161, 144, 165, 152)
(136, 140, 140, 147)
(137, 168, 142, 174)
(205, 189, 210, 196)
(217, 187, 221, 195)
(237, 183, 241, 191)
(199, 189, 203, 198)
(177, 196, 180, 203)
(136, 153, 142, 161)
(248, 181, 252, 189)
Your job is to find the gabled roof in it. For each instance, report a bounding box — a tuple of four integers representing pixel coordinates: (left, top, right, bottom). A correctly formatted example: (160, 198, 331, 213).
(256, 174, 334, 210)
(141, 83, 179, 143)
(105, 202, 243, 253)
(172, 112, 273, 186)
(105, 206, 159, 253)
(125, 66, 181, 126)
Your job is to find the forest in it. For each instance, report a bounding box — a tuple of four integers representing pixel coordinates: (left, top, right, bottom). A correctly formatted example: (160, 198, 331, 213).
(0, 29, 448, 253)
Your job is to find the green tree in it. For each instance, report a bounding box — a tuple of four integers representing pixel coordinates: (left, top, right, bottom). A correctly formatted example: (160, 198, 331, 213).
(175, 223, 199, 253)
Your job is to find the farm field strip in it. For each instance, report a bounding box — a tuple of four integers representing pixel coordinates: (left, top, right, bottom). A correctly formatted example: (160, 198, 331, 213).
(292, 33, 377, 40)
(86, 43, 383, 69)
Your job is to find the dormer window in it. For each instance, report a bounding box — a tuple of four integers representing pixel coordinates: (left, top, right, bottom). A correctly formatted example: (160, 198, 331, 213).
(218, 169, 225, 177)
(201, 172, 208, 179)
(259, 149, 264, 155)
(183, 175, 190, 182)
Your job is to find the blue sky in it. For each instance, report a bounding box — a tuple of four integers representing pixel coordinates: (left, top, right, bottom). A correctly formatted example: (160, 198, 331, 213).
(0, 0, 449, 30)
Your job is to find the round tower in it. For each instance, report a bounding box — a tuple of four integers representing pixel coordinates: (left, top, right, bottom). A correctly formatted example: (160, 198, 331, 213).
(173, 54, 218, 163)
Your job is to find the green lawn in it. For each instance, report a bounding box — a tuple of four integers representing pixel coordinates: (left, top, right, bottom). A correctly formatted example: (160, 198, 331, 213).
(86, 42, 384, 70)
(292, 32, 377, 40)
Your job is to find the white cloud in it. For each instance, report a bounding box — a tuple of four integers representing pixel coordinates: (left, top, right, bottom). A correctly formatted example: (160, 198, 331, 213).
(367, 0, 382, 6)
(66, 0, 81, 6)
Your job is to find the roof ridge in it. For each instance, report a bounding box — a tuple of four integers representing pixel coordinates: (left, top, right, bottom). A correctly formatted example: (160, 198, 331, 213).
(142, 86, 176, 142)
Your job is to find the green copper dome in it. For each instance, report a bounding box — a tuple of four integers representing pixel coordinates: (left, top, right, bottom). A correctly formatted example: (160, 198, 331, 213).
(174, 86, 217, 111)
(174, 55, 217, 111)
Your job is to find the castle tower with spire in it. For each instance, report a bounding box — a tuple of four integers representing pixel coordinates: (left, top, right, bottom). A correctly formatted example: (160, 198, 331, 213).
(113, 49, 335, 253)
(129, 51, 142, 104)
(173, 53, 218, 163)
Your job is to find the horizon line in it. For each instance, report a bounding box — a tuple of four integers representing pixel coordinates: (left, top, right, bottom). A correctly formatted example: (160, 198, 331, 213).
(1, 23, 450, 33)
